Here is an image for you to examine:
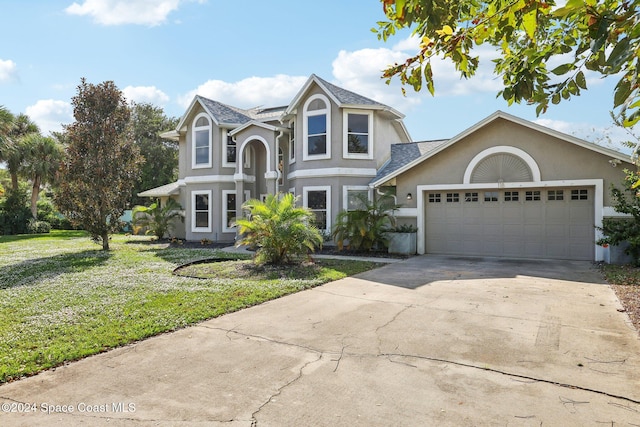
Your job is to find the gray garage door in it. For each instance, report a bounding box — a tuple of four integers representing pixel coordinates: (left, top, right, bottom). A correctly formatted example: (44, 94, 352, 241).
(424, 187, 595, 260)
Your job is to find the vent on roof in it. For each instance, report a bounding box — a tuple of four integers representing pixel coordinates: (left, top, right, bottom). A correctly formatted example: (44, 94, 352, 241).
(470, 153, 532, 183)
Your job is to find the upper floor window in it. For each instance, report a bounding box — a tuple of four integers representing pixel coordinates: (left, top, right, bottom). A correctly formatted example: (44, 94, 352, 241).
(222, 130, 236, 167)
(303, 94, 331, 160)
(343, 110, 373, 159)
(289, 120, 296, 164)
(192, 113, 211, 168)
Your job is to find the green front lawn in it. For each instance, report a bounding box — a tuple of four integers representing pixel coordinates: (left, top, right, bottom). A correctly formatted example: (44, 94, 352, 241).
(0, 231, 381, 383)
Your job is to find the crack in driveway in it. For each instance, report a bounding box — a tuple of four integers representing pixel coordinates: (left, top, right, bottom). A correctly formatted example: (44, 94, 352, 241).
(199, 324, 640, 413)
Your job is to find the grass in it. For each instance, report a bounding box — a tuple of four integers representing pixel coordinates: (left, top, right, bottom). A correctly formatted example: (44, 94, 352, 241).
(0, 230, 382, 383)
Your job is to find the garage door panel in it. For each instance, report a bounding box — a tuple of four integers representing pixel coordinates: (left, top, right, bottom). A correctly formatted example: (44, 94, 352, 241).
(425, 187, 594, 260)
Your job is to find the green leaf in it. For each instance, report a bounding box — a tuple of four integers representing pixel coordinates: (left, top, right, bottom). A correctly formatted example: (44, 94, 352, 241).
(614, 79, 632, 108)
(550, 63, 574, 75)
(424, 62, 434, 96)
(567, 80, 579, 95)
(576, 71, 587, 89)
(606, 37, 631, 69)
(522, 9, 537, 40)
(552, 0, 584, 18)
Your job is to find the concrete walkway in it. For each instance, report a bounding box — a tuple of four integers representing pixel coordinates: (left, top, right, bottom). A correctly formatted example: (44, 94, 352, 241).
(1, 256, 639, 426)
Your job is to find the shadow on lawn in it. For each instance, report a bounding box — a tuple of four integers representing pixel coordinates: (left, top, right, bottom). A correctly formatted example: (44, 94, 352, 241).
(0, 249, 112, 290)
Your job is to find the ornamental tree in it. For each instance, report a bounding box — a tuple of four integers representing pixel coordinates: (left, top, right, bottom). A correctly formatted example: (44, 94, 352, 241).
(56, 79, 142, 250)
(375, 0, 640, 126)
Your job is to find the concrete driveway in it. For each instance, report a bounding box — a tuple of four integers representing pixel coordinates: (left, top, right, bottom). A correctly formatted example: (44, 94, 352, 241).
(1, 256, 639, 426)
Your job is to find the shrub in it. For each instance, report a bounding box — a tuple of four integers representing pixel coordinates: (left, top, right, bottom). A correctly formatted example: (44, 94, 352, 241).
(598, 170, 640, 265)
(132, 198, 182, 239)
(27, 219, 51, 234)
(332, 193, 400, 251)
(0, 188, 31, 235)
(235, 193, 323, 265)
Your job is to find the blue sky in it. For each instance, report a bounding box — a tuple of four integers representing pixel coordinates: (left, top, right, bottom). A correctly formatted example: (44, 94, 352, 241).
(0, 0, 635, 152)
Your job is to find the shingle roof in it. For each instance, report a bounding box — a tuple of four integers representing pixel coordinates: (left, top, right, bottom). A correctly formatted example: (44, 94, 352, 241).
(314, 75, 384, 107)
(138, 181, 181, 198)
(197, 96, 252, 125)
(372, 140, 448, 184)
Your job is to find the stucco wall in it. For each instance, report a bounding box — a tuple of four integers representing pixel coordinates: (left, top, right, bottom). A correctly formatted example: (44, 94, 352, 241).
(394, 118, 631, 209)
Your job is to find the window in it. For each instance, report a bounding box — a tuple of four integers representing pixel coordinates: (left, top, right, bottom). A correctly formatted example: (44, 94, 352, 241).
(289, 121, 296, 163)
(304, 186, 331, 232)
(428, 193, 441, 203)
(504, 191, 519, 201)
(192, 114, 211, 168)
(571, 189, 588, 200)
(222, 131, 236, 167)
(548, 190, 564, 201)
(303, 95, 331, 160)
(222, 190, 236, 233)
(191, 190, 211, 232)
(446, 193, 460, 203)
(525, 190, 540, 201)
(344, 186, 369, 211)
(343, 111, 372, 159)
(243, 145, 252, 168)
(465, 192, 478, 202)
(484, 191, 499, 202)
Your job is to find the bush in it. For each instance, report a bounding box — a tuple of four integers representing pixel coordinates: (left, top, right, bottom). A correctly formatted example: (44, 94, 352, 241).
(598, 170, 640, 265)
(27, 219, 51, 234)
(132, 198, 182, 239)
(235, 193, 323, 265)
(36, 198, 76, 230)
(332, 194, 399, 251)
(0, 188, 31, 235)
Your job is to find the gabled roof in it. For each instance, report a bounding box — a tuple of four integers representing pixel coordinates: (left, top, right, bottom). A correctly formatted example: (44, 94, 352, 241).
(229, 120, 287, 137)
(370, 110, 633, 187)
(174, 96, 287, 135)
(282, 74, 404, 119)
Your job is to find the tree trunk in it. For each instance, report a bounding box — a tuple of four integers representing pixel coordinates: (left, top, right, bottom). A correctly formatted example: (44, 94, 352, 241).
(30, 175, 41, 220)
(10, 171, 18, 191)
(102, 231, 110, 250)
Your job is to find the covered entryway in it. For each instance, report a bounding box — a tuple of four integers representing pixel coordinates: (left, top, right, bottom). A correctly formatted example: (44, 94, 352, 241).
(424, 187, 595, 260)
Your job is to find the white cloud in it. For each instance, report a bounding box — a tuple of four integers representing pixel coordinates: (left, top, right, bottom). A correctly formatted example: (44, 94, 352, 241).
(123, 85, 169, 106)
(25, 100, 73, 135)
(331, 48, 422, 112)
(535, 118, 637, 154)
(65, 0, 192, 26)
(330, 36, 503, 112)
(0, 58, 17, 83)
(178, 75, 308, 109)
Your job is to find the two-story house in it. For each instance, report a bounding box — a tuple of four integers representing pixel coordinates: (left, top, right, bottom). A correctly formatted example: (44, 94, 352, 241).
(140, 74, 633, 262)
(139, 74, 411, 242)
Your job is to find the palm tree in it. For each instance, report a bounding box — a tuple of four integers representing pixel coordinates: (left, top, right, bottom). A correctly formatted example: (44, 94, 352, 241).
(0, 106, 14, 165)
(132, 198, 183, 239)
(21, 134, 64, 219)
(6, 113, 39, 190)
(235, 193, 323, 265)
(332, 193, 400, 251)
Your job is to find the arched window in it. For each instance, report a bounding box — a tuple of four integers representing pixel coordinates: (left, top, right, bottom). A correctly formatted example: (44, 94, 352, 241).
(303, 94, 331, 160)
(192, 113, 211, 168)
